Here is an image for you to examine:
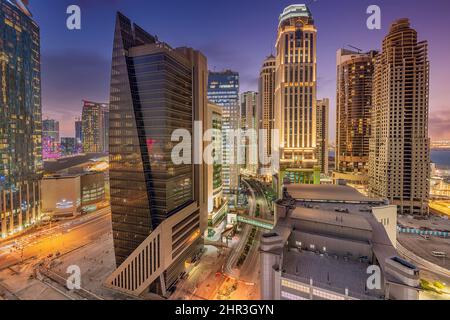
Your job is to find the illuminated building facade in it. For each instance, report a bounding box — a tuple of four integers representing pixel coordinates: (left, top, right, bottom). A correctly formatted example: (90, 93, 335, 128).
(106, 13, 207, 296)
(316, 98, 329, 175)
(241, 91, 258, 176)
(369, 19, 430, 216)
(259, 55, 276, 176)
(82, 100, 109, 153)
(274, 4, 320, 188)
(75, 118, 83, 152)
(0, 0, 42, 238)
(60, 137, 77, 156)
(335, 49, 377, 185)
(206, 103, 228, 239)
(43, 119, 60, 159)
(207, 70, 240, 202)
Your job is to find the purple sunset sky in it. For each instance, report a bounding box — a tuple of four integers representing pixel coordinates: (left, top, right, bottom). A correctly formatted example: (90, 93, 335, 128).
(28, 0, 450, 141)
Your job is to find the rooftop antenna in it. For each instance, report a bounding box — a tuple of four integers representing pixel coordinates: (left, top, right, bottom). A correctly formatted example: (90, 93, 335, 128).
(347, 45, 363, 53)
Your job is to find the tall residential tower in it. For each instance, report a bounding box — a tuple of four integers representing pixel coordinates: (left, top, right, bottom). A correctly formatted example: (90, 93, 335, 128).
(316, 98, 329, 175)
(82, 100, 109, 153)
(258, 55, 276, 177)
(274, 4, 319, 187)
(369, 19, 430, 215)
(335, 49, 377, 185)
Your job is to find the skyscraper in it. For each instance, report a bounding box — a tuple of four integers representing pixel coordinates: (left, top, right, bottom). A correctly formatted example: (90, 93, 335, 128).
(258, 55, 276, 176)
(106, 13, 207, 296)
(335, 49, 377, 185)
(316, 98, 329, 175)
(75, 117, 83, 152)
(81, 100, 109, 153)
(241, 91, 258, 176)
(0, 0, 42, 238)
(60, 137, 76, 156)
(207, 70, 240, 202)
(369, 19, 430, 216)
(274, 4, 320, 187)
(206, 103, 228, 238)
(42, 119, 60, 159)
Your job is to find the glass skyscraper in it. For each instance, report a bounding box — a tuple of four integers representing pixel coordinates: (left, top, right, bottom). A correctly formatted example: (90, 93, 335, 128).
(0, 0, 42, 238)
(106, 13, 207, 296)
(207, 70, 240, 202)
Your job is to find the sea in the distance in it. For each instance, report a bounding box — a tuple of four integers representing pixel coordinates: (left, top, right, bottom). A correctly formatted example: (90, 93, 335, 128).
(431, 150, 450, 168)
(329, 150, 450, 168)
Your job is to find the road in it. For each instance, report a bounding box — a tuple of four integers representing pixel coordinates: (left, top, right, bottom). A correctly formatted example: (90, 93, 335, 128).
(0, 207, 112, 271)
(238, 179, 271, 282)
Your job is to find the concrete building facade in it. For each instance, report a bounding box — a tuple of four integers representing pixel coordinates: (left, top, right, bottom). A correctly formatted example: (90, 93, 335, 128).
(316, 98, 329, 175)
(258, 55, 276, 177)
(369, 19, 430, 216)
(261, 184, 420, 301)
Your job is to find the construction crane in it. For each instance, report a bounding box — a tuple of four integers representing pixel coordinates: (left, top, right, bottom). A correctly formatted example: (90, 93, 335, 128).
(347, 45, 363, 53)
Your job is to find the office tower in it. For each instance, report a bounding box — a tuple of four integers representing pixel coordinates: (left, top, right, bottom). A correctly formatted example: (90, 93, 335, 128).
(369, 19, 430, 216)
(75, 117, 83, 153)
(206, 103, 228, 238)
(316, 99, 329, 175)
(274, 4, 319, 188)
(259, 55, 276, 176)
(207, 70, 240, 202)
(241, 91, 258, 176)
(82, 100, 108, 153)
(42, 119, 60, 159)
(106, 13, 207, 297)
(0, 0, 42, 238)
(61, 137, 77, 156)
(261, 184, 419, 300)
(335, 49, 377, 185)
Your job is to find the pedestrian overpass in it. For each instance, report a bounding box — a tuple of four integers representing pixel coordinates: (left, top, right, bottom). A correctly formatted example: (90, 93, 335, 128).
(236, 214, 274, 230)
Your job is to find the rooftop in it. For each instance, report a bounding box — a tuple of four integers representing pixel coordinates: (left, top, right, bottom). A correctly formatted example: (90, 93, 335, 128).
(44, 153, 107, 173)
(290, 207, 373, 232)
(285, 184, 384, 203)
(279, 4, 312, 23)
(282, 249, 380, 300)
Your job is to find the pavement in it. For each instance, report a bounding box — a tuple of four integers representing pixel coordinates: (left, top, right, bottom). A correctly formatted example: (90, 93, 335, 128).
(0, 207, 130, 300)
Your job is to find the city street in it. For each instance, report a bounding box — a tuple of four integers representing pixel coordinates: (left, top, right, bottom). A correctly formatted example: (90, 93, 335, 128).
(0, 207, 114, 300)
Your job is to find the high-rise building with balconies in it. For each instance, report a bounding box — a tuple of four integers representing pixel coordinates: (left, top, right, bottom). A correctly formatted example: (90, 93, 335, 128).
(316, 98, 329, 175)
(335, 49, 377, 185)
(369, 19, 430, 216)
(258, 55, 276, 177)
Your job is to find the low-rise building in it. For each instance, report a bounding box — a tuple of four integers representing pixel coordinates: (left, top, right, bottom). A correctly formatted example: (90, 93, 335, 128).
(42, 171, 106, 219)
(261, 184, 420, 300)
